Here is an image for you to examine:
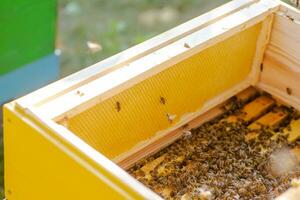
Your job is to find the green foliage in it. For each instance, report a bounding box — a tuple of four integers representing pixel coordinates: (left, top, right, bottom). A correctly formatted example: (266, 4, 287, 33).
(0, 0, 56, 75)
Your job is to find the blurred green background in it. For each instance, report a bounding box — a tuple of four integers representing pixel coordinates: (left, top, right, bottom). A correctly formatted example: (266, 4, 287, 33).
(0, 0, 297, 199)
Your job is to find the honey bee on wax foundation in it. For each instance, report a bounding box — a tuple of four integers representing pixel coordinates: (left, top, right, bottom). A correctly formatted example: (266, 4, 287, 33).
(129, 89, 300, 200)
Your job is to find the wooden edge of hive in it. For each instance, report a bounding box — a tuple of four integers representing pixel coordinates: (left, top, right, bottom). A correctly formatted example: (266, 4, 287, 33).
(276, 186, 300, 200)
(236, 86, 258, 103)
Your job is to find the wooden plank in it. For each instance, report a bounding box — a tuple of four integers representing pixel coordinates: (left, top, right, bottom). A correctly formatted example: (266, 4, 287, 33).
(225, 95, 275, 123)
(16, 0, 257, 110)
(138, 153, 187, 180)
(140, 155, 166, 176)
(248, 109, 287, 130)
(33, 0, 279, 121)
(267, 13, 300, 69)
(235, 86, 258, 103)
(276, 187, 300, 200)
(245, 108, 287, 141)
(284, 119, 300, 142)
(250, 14, 274, 84)
(223, 87, 259, 123)
(257, 10, 300, 111)
(258, 57, 300, 111)
(242, 96, 275, 121)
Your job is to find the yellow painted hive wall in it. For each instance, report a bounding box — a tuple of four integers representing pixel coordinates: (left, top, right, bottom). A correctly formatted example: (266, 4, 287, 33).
(65, 23, 262, 159)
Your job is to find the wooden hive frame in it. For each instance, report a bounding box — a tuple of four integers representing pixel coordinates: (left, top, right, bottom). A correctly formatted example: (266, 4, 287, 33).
(3, 0, 300, 199)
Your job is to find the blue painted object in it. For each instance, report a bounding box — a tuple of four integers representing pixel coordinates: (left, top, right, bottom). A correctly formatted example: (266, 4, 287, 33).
(0, 53, 59, 105)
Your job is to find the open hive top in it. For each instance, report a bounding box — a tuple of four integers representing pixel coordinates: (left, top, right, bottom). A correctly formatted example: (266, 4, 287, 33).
(5, 0, 300, 199)
(129, 88, 300, 199)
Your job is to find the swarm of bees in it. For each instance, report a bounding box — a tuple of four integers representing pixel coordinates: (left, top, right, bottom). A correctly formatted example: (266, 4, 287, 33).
(128, 88, 300, 199)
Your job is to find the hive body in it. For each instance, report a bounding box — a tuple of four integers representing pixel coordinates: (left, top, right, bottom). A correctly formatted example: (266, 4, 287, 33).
(3, 0, 300, 199)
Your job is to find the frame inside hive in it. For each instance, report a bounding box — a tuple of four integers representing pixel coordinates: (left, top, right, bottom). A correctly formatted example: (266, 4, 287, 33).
(13, 0, 300, 168)
(15, 0, 300, 164)
(28, 0, 278, 162)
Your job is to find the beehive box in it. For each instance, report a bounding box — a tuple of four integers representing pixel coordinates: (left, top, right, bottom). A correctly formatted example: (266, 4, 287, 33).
(3, 0, 300, 199)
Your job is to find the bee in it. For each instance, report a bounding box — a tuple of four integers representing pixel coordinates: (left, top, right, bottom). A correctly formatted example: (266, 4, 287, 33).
(182, 124, 189, 130)
(182, 130, 192, 139)
(76, 90, 84, 97)
(166, 113, 176, 123)
(160, 96, 166, 105)
(286, 15, 294, 21)
(115, 101, 121, 112)
(286, 87, 292, 95)
(260, 63, 264, 72)
(184, 42, 191, 48)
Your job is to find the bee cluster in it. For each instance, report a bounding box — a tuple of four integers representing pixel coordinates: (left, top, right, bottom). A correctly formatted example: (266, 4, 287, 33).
(128, 91, 300, 200)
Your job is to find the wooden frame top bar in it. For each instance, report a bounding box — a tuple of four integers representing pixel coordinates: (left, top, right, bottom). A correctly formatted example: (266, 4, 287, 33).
(16, 0, 260, 110)
(27, 0, 279, 121)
